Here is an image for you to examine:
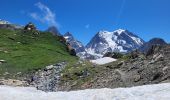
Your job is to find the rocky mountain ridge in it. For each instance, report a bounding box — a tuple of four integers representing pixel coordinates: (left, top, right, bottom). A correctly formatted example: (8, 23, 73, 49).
(139, 38, 167, 53)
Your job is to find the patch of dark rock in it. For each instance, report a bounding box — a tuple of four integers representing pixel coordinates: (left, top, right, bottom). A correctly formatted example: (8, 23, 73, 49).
(106, 65, 114, 69)
(152, 72, 163, 81)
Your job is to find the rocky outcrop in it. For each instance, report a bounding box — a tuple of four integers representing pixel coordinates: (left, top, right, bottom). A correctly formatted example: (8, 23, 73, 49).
(64, 32, 86, 53)
(29, 62, 67, 92)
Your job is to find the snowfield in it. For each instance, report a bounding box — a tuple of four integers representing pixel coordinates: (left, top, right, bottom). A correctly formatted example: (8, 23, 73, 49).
(90, 57, 117, 65)
(0, 83, 170, 100)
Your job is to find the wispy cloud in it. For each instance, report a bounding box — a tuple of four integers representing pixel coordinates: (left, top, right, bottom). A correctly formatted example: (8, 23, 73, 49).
(29, 2, 59, 27)
(115, 0, 126, 25)
(85, 24, 90, 29)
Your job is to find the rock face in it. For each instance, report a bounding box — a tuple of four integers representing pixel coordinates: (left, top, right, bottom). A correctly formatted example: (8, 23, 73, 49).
(30, 62, 67, 92)
(64, 32, 86, 53)
(86, 29, 145, 58)
(139, 38, 167, 53)
(46, 26, 61, 36)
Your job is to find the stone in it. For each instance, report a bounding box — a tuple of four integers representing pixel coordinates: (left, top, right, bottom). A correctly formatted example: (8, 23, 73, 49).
(46, 65, 54, 70)
(3, 72, 9, 75)
(4, 51, 8, 53)
(155, 54, 164, 62)
(134, 75, 141, 82)
(0, 60, 6, 63)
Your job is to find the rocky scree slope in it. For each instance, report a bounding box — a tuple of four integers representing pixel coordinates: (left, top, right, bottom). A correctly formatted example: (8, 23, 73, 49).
(86, 45, 170, 89)
(58, 45, 170, 91)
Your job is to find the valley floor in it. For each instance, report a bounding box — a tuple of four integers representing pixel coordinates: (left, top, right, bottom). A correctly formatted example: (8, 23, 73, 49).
(0, 83, 170, 100)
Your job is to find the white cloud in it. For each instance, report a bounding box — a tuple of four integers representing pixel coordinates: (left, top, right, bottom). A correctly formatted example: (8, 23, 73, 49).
(85, 24, 90, 29)
(29, 2, 59, 27)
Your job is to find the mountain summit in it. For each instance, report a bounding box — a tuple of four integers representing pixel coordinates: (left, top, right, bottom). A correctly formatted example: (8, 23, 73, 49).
(46, 26, 61, 36)
(86, 29, 145, 57)
(64, 32, 86, 53)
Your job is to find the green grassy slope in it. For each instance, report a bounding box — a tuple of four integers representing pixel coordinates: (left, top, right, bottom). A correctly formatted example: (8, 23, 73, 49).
(0, 29, 78, 77)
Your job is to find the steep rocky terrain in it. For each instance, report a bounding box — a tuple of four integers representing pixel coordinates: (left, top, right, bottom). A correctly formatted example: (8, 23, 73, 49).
(58, 44, 170, 91)
(64, 32, 85, 53)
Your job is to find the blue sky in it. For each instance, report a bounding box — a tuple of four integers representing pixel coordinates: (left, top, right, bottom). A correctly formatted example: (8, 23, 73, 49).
(0, 0, 170, 45)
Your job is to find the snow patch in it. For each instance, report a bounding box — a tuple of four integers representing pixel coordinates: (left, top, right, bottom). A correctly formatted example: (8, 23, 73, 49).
(0, 83, 170, 100)
(90, 57, 117, 65)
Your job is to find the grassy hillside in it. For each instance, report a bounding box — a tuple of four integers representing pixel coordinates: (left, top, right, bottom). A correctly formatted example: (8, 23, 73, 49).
(0, 29, 78, 77)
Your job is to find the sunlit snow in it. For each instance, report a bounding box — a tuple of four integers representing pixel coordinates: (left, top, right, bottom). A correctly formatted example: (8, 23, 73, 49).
(0, 83, 170, 100)
(90, 57, 117, 65)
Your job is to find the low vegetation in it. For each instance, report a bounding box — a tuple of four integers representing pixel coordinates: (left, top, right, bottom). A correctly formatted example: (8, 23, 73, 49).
(0, 29, 78, 78)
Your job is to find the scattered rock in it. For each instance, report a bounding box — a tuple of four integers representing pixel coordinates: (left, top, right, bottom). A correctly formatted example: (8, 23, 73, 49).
(3, 72, 9, 75)
(17, 42, 21, 44)
(154, 54, 164, 62)
(4, 51, 8, 53)
(45, 65, 54, 70)
(0, 60, 6, 64)
(30, 62, 67, 92)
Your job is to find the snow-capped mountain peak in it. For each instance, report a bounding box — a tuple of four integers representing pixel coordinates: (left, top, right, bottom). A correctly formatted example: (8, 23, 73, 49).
(114, 29, 126, 35)
(64, 32, 86, 53)
(86, 29, 145, 58)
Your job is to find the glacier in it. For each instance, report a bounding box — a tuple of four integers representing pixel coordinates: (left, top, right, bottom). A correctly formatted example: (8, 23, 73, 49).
(0, 83, 170, 100)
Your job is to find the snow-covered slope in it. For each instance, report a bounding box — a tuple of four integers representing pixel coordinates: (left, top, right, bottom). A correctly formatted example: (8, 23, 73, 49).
(1, 83, 170, 100)
(86, 29, 145, 58)
(90, 57, 117, 65)
(64, 32, 86, 53)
